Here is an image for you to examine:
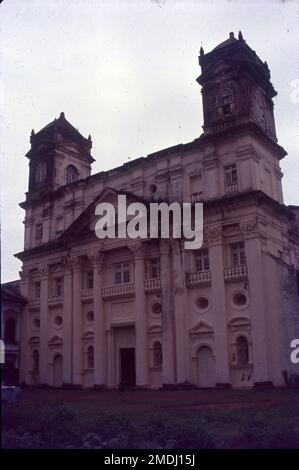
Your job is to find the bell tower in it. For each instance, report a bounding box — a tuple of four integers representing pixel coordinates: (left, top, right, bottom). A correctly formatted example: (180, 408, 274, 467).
(26, 112, 94, 200)
(197, 31, 277, 141)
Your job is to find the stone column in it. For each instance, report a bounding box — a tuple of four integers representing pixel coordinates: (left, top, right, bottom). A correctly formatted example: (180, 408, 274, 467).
(207, 225, 230, 387)
(130, 241, 148, 388)
(92, 251, 106, 387)
(160, 240, 176, 386)
(39, 264, 49, 385)
(63, 258, 73, 385)
(172, 240, 187, 384)
(24, 214, 33, 250)
(18, 267, 30, 384)
(72, 257, 83, 386)
(107, 328, 114, 388)
(241, 219, 270, 385)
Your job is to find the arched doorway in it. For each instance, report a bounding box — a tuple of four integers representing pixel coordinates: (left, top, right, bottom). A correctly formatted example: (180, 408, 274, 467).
(196, 346, 216, 388)
(5, 318, 16, 344)
(53, 354, 63, 388)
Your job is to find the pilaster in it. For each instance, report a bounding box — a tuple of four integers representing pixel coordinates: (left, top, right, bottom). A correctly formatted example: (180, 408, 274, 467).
(241, 218, 271, 386)
(206, 224, 230, 386)
(92, 250, 106, 387)
(130, 241, 148, 387)
(39, 264, 50, 385)
(160, 239, 176, 386)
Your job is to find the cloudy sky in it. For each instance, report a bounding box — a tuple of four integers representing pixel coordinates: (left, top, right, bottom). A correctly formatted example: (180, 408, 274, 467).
(1, 0, 299, 282)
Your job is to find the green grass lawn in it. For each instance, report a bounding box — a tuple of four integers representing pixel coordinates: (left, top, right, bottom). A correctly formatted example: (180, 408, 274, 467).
(2, 388, 299, 449)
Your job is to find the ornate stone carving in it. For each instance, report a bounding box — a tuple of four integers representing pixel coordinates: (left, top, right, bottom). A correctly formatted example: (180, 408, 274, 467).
(42, 205, 52, 219)
(38, 264, 49, 278)
(240, 217, 260, 237)
(24, 216, 34, 227)
(204, 225, 222, 244)
(90, 251, 105, 272)
(19, 267, 29, 281)
(61, 256, 74, 272)
(159, 239, 170, 256)
(129, 240, 144, 260)
(72, 256, 84, 273)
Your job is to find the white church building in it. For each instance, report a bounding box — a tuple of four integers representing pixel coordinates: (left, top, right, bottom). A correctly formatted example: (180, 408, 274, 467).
(2, 32, 299, 390)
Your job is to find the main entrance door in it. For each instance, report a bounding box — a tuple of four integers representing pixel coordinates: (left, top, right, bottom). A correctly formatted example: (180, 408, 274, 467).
(120, 348, 136, 387)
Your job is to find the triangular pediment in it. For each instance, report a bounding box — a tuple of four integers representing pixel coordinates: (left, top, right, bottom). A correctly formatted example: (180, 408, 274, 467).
(60, 187, 149, 244)
(48, 334, 63, 346)
(189, 320, 214, 335)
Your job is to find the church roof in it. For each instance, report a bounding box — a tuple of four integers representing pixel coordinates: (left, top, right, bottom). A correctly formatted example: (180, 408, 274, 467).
(29, 112, 91, 149)
(212, 32, 238, 51)
(1, 280, 26, 304)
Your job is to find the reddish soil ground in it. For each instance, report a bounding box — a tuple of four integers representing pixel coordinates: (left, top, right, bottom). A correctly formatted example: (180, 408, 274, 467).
(19, 387, 298, 411)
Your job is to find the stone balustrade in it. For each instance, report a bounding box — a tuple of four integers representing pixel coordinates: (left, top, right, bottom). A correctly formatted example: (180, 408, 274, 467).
(144, 278, 161, 293)
(28, 298, 40, 309)
(224, 183, 238, 195)
(102, 282, 135, 299)
(80, 288, 94, 301)
(223, 265, 247, 281)
(186, 270, 212, 287)
(47, 295, 63, 306)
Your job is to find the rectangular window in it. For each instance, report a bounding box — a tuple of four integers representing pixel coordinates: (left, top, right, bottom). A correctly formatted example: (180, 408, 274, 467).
(195, 249, 210, 272)
(231, 242, 246, 266)
(34, 281, 41, 298)
(35, 223, 43, 241)
(113, 262, 130, 284)
(190, 174, 203, 202)
(224, 164, 238, 186)
(55, 277, 64, 297)
(87, 271, 93, 289)
(150, 258, 160, 279)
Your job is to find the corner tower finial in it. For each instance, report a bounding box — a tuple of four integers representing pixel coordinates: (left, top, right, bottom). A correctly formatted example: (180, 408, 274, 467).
(238, 30, 244, 40)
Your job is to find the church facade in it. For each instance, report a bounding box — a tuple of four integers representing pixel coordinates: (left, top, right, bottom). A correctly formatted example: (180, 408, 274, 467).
(7, 32, 299, 389)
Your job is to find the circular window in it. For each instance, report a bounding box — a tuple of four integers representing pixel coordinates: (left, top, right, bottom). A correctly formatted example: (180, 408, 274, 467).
(149, 183, 157, 195)
(196, 297, 209, 311)
(33, 318, 40, 329)
(54, 315, 63, 327)
(86, 311, 94, 323)
(151, 302, 162, 316)
(233, 293, 247, 306)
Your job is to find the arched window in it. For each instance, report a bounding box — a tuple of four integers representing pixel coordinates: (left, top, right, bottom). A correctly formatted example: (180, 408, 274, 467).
(217, 87, 234, 115)
(5, 319, 16, 344)
(66, 165, 79, 184)
(87, 346, 94, 369)
(153, 341, 162, 367)
(33, 350, 39, 374)
(236, 336, 249, 365)
(35, 161, 47, 183)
